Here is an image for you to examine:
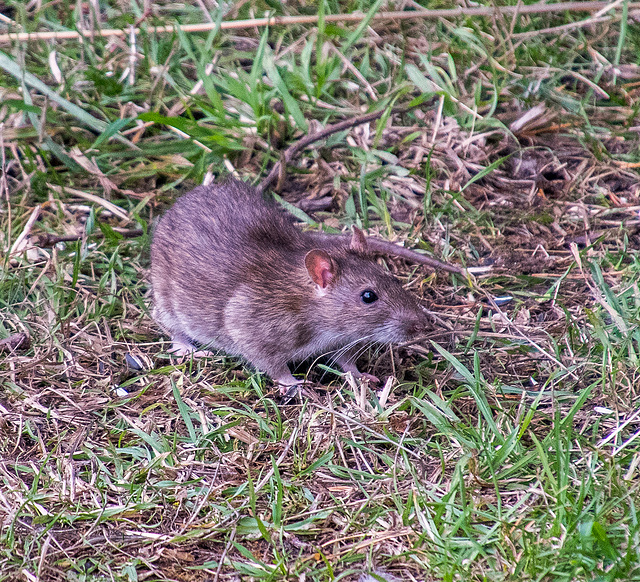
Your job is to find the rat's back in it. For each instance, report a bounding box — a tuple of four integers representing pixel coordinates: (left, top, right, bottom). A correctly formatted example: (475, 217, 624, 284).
(150, 179, 304, 350)
(156, 179, 301, 254)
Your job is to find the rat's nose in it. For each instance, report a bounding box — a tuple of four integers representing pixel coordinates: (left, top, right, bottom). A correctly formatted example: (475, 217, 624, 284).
(403, 314, 429, 338)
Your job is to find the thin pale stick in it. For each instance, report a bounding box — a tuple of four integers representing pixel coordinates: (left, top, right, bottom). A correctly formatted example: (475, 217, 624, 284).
(1, 3, 638, 44)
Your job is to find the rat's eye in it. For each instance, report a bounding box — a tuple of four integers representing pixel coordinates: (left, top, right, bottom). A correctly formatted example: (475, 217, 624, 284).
(360, 289, 378, 304)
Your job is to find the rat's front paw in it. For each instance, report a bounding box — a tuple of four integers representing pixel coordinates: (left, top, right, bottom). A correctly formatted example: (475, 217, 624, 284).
(357, 372, 380, 385)
(272, 371, 305, 397)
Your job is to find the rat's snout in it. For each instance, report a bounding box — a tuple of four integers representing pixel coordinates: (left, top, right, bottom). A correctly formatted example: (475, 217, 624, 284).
(401, 311, 430, 339)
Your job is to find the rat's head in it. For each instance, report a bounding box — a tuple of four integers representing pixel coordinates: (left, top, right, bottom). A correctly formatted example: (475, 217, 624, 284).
(304, 228, 430, 345)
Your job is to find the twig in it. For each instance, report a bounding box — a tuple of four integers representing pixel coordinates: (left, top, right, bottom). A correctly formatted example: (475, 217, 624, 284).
(35, 228, 144, 248)
(9, 205, 41, 255)
(0, 12, 17, 26)
(47, 184, 130, 221)
(213, 528, 236, 582)
(0, 333, 30, 353)
(329, 43, 377, 100)
(511, 15, 615, 40)
(257, 105, 414, 193)
(1, 3, 637, 44)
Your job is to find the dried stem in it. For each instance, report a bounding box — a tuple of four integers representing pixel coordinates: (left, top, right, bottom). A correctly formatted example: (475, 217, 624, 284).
(258, 105, 414, 193)
(0, 3, 637, 44)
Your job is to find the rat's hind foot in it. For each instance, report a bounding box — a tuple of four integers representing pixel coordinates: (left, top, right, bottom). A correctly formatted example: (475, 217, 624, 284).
(269, 369, 306, 396)
(275, 374, 304, 396)
(280, 383, 303, 400)
(278, 379, 318, 403)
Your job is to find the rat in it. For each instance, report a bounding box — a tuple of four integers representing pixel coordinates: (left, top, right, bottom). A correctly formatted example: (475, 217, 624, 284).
(150, 178, 463, 389)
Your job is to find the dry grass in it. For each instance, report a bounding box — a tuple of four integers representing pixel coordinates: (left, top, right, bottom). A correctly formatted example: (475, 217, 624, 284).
(2, 1, 640, 580)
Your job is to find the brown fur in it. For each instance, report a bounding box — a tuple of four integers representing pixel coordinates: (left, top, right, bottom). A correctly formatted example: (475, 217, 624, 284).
(150, 179, 430, 385)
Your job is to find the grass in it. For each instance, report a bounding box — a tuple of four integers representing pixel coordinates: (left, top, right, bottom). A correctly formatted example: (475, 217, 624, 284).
(2, 0, 640, 580)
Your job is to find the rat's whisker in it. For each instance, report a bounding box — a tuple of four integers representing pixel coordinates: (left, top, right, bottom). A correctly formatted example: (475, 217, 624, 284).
(351, 341, 375, 363)
(290, 332, 372, 363)
(326, 334, 376, 367)
(328, 338, 376, 372)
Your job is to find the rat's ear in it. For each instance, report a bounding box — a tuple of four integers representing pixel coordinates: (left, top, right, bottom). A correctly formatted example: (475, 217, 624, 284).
(305, 250, 338, 289)
(350, 226, 368, 254)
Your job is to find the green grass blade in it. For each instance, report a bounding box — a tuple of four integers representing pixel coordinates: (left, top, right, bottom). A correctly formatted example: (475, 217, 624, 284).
(0, 50, 136, 148)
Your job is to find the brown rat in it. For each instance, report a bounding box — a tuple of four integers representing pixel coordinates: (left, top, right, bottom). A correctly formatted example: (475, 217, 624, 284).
(151, 179, 443, 388)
